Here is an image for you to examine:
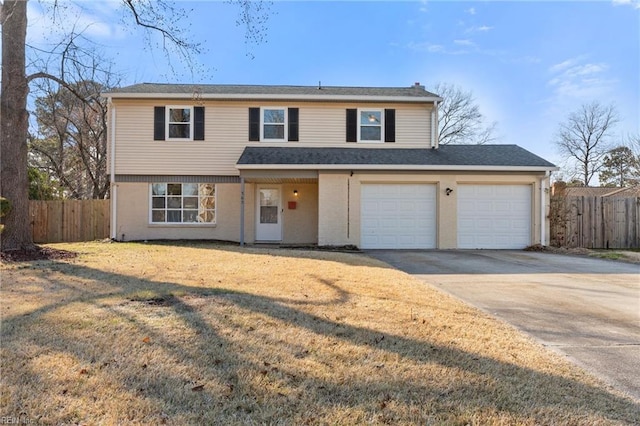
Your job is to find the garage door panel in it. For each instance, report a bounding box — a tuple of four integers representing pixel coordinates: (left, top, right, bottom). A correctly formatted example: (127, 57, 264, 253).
(474, 201, 493, 213)
(458, 184, 531, 249)
(361, 184, 436, 249)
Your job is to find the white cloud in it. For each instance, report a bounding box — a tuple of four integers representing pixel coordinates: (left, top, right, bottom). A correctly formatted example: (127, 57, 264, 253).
(466, 7, 476, 15)
(549, 59, 576, 73)
(454, 39, 475, 46)
(465, 25, 494, 34)
(612, 0, 640, 9)
(546, 56, 617, 101)
(566, 63, 609, 77)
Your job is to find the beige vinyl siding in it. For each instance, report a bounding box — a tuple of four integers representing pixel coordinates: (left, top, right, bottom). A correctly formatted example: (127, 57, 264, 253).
(298, 103, 431, 146)
(114, 100, 247, 175)
(112, 99, 434, 175)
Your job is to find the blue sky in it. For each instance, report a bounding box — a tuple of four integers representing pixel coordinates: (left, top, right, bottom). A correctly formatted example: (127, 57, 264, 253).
(25, 0, 639, 175)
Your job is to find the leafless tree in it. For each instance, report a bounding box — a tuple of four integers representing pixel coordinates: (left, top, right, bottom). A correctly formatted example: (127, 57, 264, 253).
(554, 101, 618, 187)
(28, 36, 120, 200)
(431, 82, 498, 145)
(0, 0, 271, 251)
(625, 133, 640, 158)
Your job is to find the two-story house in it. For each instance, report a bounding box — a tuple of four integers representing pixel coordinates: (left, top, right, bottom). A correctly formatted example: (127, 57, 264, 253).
(102, 83, 557, 249)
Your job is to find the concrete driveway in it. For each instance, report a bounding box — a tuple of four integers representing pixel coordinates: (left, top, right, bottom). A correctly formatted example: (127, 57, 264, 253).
(366, 250, 640, 401)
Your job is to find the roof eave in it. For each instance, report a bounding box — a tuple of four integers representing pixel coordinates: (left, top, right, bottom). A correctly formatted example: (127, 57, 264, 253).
(101, 92, 443, 103)
(236, 164, 559, 172)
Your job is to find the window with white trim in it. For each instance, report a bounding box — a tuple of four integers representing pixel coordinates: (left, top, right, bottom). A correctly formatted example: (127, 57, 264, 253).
(150, 183, 215, 224)
(166, 106, 193, 140)
(261, 107, 287, 141)
(358, 109, 383, 142)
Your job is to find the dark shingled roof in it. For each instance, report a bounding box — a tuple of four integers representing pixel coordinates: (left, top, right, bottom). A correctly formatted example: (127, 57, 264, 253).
(236, 145, 557, 169)
(105, 83, 440, 99)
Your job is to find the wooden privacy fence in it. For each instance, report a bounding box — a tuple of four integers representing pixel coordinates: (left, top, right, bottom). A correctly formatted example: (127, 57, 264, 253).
(550, 196, 640, 249)
(30, 199, 110, 243)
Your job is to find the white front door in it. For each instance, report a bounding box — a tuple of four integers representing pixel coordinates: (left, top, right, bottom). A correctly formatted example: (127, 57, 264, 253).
(256, 186, 282, 241)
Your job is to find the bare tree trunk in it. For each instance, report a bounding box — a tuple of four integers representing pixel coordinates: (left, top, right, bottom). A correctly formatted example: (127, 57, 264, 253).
(1, 0, 34, 251)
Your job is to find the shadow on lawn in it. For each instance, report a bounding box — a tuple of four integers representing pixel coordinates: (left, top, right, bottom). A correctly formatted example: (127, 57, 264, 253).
(2, 257, 639, 424)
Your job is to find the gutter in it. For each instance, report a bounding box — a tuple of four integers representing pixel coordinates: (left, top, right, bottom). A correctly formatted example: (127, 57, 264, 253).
(430, 107, 436, 149)
(240, 177, 245, 246)
(539, 171, 550, 245)
(101, 92, 443, 103)
(431, 100, 440, 149)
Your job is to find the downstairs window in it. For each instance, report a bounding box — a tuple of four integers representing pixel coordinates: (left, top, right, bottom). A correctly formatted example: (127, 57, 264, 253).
(150, 183, 216, 224)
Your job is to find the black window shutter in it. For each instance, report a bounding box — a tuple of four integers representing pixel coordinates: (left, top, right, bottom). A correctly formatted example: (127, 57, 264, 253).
(154, 106, 165, 140)
(346, 109, 357, 142)
(194, 106, 205, 140)
(384, 109, 395, 142)
(288, 108, 299, 141)
(249, 107, 260, 141)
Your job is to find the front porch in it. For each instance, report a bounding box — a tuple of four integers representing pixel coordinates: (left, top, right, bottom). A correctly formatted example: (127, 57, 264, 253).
(239, 171, 319, 246)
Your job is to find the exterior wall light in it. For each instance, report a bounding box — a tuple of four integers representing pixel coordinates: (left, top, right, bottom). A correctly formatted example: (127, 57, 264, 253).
(445, 188, 453, 196)
(293, 190, 298, 197)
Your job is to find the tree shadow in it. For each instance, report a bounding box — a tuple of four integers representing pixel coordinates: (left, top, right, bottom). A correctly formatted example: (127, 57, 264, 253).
(2, 257, 639, 424)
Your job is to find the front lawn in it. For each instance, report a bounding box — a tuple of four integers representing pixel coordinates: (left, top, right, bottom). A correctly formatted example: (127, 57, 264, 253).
(1, 241, 638, 425)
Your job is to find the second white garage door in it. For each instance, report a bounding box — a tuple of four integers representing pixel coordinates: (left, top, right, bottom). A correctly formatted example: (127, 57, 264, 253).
(458, 184, 532, 249)
(361, 184, 436, 249)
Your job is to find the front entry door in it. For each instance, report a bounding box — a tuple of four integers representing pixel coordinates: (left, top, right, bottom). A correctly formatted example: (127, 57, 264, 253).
(256, 186, 282, 241)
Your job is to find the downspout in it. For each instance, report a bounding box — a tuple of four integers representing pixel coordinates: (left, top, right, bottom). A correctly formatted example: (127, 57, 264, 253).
(539, 171, 549, 246)
(431, 100, 439, 149)
(108, 98, 117, 240)
(240, 176, 245, 246)
(430, 105, 436, 149)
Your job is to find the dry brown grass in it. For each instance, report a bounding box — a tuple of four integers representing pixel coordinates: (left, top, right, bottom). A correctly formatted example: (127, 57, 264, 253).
(1, 241, 638, 425)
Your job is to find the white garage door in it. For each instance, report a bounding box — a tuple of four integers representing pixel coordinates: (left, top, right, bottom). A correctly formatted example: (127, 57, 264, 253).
(458, 185, 532, 249)
(361, 184, 436, 249)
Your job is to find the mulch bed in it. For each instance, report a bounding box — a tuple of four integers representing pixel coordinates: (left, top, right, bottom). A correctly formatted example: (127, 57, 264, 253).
(0, 246, 77, 262)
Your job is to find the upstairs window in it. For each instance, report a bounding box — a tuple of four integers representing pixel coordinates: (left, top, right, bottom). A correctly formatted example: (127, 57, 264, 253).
(249, 107, 299, 142)
(359, 109, 382, 141)
(346, 108, 395, 143)
(150, 183, 216, 224)
(153, 106, 205, 141)
(167, 107, 192, 139)
(262, 107, 286, 141)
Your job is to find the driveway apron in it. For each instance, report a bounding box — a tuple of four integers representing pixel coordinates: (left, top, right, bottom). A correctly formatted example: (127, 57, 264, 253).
(366, 250, 640, 402)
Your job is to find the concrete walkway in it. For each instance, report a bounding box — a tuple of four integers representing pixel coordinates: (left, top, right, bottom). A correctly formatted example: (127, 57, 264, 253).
(366, 250, 640, 402)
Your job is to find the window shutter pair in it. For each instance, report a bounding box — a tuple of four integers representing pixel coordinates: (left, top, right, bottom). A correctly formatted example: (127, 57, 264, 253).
(249, 108, 299, 141)
(346, 108, 395, 142)
(153, 106, 205, 140)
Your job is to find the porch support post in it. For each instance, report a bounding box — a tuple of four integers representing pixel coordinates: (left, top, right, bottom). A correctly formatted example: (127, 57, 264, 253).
(240, 176, 245, 246)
